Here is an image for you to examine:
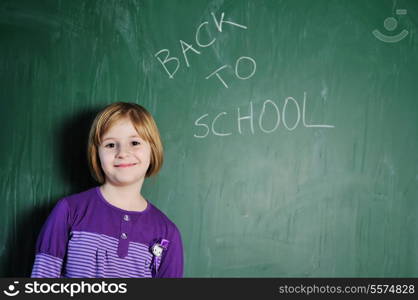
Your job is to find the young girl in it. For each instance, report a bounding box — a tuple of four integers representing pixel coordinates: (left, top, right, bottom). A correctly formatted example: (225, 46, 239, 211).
(31, 102, 183, 278)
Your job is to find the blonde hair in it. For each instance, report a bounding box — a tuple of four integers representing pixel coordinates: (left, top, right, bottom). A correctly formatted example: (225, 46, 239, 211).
(87, 102, 164, 183)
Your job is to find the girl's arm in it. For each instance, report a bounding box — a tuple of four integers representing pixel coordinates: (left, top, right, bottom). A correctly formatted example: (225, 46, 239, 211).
(31, 198, 71, 278)
(155, 225, 184, 278)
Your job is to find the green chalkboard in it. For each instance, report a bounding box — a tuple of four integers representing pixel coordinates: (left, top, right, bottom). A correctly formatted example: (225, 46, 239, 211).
(0, 0, 417, 277)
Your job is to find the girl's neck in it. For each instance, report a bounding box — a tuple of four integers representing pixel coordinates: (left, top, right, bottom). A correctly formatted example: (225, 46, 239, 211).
(100, 182, 148, 212)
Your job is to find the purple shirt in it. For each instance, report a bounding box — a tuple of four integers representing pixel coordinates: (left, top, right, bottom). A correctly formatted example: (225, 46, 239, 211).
(31, 187, 183, 278)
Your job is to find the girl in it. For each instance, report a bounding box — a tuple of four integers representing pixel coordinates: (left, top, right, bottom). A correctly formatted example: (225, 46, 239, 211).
(31, 102, 183, 278)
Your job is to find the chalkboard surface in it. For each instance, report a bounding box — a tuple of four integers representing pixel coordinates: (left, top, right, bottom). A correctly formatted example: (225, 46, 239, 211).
(0, 0, 417, 277)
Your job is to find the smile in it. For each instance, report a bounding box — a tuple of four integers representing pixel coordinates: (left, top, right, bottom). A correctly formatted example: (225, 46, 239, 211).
(115, 163, 137, 168)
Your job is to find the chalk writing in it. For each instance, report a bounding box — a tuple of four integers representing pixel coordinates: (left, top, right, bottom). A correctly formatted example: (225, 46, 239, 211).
(155, 12, 254, 88)
(193, 92, 335, 138)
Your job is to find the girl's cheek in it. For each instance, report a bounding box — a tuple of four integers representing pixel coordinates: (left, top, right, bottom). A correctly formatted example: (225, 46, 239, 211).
(99, 149, 114, 162)
(104, 151, 115, 159)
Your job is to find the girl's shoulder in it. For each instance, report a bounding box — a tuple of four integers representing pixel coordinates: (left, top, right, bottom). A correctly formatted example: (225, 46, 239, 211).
(64, 186, 98, 201)
(146, 202, 181, 235)
(57, 186, 99, 213)
(63, 186, 97, 202)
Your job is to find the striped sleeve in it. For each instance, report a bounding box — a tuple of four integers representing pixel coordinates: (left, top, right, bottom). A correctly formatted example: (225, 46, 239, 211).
(31, 198, 71, 278)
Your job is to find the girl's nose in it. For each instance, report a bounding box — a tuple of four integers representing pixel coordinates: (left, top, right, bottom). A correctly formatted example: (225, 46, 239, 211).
(116, 145, 131, 158)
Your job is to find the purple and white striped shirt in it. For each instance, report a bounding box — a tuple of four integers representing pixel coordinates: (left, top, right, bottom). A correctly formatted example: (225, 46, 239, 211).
(31, 187, 183, 278)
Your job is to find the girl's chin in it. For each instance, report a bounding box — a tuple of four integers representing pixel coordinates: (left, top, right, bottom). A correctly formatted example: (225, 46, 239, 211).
(108, 177, 146, 186)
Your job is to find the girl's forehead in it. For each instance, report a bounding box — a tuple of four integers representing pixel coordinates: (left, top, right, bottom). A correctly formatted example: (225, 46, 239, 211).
(102, 118, 143, 138)
(108, 117, 134, 128)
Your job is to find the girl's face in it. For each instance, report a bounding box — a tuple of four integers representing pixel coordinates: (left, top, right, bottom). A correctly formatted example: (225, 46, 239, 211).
(98, 118, 151, 187)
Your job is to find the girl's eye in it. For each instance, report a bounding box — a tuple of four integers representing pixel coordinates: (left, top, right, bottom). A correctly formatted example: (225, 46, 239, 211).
(104, 143, 115, 148)
(132, 141, 141, 146)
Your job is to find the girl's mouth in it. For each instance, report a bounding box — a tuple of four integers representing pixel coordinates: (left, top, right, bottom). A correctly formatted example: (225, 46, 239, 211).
(115, 163, 137, 168)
